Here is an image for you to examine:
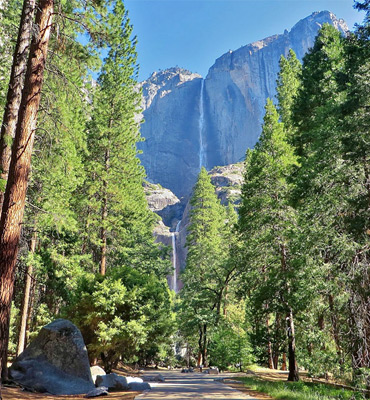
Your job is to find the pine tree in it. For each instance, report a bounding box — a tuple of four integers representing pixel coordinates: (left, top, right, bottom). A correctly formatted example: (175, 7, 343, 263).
(290, 19, 370, 382)
(82, 0, 154, 275)
(239, 99, 300, 381)
(181, 167, 228, 367)
(0, 0, 54, 381)
(276, 49, 301, 135)
(293, 24, 345, 158)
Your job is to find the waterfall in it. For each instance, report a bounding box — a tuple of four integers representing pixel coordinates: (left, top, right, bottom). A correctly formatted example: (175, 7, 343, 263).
(198, 79, 206, 170)
(172, 220, 181, 293)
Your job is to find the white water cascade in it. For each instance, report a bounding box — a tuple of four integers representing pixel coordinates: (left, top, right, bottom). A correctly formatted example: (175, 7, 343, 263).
(198, 79, 206, 170)
(171, 220, 181, 293)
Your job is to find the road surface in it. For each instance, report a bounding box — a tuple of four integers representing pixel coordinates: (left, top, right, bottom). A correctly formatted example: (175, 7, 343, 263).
(135, 370, 258, 400)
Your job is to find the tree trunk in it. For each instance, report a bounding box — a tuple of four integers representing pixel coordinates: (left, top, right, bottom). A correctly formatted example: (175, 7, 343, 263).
(202, 324, 207, 367)
(280, 243, 299, 381)
(16, 230, 37, 356)
(223, 284, 228, 317)
(273, 313, 281, 370)
(0, 0, 53, 382)
(24, 271, 36, 349)
(287, 308, 299, 381)
(281, 352, 287, 371)
(197, 326, 203, 367)
(266, 315, 275, 369)
(0, 0, 35, 213)
(100, 148, 110, 275)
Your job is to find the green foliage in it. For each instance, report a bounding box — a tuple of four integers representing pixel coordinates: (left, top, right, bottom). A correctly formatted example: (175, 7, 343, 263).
(0, 0, 22, 109)
(208, 302, 254, 371)
(276, 49, 302, 134)
(66, 267, 175, 371)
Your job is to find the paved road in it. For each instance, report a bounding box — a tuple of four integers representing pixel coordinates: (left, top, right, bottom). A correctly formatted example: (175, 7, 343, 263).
(135, 370, 258, 400)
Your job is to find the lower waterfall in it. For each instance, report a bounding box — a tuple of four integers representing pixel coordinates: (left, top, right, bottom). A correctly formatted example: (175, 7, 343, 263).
(172, 220, 181, 293)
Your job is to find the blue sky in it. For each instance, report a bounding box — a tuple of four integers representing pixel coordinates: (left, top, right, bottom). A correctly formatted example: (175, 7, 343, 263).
(124, 0, 366, 81)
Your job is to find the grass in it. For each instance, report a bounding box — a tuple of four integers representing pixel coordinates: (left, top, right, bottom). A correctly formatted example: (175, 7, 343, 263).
(237, 376, 364, 400)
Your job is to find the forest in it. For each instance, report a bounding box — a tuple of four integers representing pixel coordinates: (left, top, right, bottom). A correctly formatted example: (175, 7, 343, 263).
(0, 0, 369, 398)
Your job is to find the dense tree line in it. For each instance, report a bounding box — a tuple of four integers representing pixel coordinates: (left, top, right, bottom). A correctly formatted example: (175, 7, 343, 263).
(0, 0, 174, 389)
(180, 2, 370, 390)
(238, 3, 370, 388)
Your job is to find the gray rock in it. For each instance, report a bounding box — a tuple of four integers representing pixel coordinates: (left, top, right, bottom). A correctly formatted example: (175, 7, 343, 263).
(139, 12, 348, 200)
(208, 367, 219, 375)
(128, 381, 151, 391)
(85, 386, 109, 397)
(95, 373, 128, 390)
(126, 376, 143, 384)
(143, 374, 165, 382)
(9, 319, 95, 395)
(90, 365, 106, 384)
(144, 182, 183, 227)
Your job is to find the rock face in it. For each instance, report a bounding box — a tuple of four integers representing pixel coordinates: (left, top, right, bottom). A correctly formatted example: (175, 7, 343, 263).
(9, 319, 95, 395)
(139, 11, 348, 199)
(145, 182, 183, 228)
(139, 68, 202, 199)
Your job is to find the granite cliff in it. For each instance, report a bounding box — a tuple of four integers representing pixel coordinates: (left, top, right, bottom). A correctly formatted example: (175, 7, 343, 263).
(139, 11, 348, 199)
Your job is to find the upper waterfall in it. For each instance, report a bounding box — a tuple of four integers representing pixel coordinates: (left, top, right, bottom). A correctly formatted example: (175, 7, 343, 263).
(198, 79, 206, 170)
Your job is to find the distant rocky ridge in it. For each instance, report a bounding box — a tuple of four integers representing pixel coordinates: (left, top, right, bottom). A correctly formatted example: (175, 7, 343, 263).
(139, 11, 348, 199)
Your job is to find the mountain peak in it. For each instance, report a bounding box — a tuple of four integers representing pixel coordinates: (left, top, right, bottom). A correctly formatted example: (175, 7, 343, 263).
(291, 10, 349, 35)
(140, 67, 201, 109)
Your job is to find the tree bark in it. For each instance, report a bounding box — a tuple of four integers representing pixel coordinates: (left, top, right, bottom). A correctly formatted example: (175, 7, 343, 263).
(16, 230, 37, 356)
(280, 243, 299, 381)
(273, 313, 281, 369)
(281, 352, 287, 371)
(0, 0, 53, 382)
(287, 308, 299, 381)
(197, 326, 203, 368)
(201, 324, 208, 367)
(0, 0, 35, 213)
(24, 270, 36, 349)
(266, 315, 275, 369)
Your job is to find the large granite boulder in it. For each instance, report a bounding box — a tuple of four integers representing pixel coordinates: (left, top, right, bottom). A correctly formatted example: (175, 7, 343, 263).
(9, 319, 95, 395)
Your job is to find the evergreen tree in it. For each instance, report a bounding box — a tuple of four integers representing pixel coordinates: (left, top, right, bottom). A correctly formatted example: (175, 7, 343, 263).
(276, 49, 301, 135)
(293, 24, 345, 158)
(180, 167, 228, 367)
(290, 19, 370, 383)
(82, 0, 155, 275)
(238, 99, 301, 381)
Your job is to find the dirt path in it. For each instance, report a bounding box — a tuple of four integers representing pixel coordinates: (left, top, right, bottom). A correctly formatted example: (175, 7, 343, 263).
(1, 386, 139, 399)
